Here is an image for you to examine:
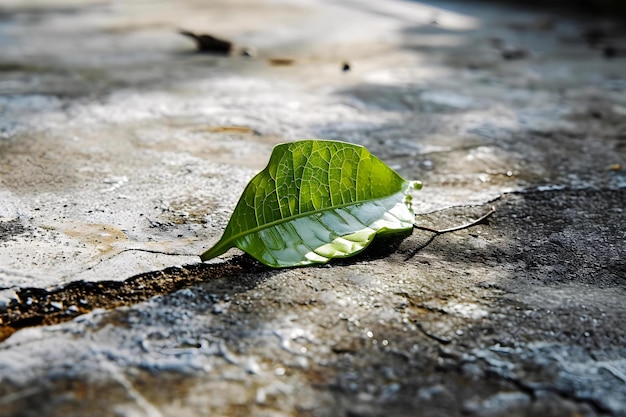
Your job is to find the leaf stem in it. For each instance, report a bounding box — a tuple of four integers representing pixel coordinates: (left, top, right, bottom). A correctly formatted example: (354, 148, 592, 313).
(413, 207, 496, 235)
(405, 207, 496, 261)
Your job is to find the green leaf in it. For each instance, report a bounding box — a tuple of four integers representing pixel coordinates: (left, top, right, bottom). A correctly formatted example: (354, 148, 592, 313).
(200, 140, 421, 267)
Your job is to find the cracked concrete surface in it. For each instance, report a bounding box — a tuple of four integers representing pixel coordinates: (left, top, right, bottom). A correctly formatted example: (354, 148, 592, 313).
(0, 0, 625, 416)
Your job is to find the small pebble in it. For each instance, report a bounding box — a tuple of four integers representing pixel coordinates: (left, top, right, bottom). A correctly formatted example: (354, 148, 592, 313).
(211, 303, 225, 315)
(49, 301, 63, 310)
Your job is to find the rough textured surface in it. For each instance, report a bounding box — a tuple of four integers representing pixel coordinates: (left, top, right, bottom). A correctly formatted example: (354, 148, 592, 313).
(0, 0, 625, 416)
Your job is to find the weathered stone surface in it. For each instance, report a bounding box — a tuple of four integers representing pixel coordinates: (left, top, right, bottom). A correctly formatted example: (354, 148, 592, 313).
(0, 0, 625, 416)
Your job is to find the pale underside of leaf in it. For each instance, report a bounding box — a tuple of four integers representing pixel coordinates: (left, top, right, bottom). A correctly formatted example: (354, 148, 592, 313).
(233, 187, 414, 267)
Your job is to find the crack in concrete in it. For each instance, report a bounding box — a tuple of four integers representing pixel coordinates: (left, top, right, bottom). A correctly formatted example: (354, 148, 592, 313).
(0, 256, 267, 342)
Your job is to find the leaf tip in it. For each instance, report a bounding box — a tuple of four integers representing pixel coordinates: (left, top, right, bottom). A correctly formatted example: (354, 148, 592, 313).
(199, 243, 229, 263)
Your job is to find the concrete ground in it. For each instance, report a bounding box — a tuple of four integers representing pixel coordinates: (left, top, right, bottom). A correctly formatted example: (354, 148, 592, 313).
(0, 0, 625, 416)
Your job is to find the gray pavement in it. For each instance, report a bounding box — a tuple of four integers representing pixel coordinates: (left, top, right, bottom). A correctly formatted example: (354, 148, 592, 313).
(0, 1, 625, 416)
